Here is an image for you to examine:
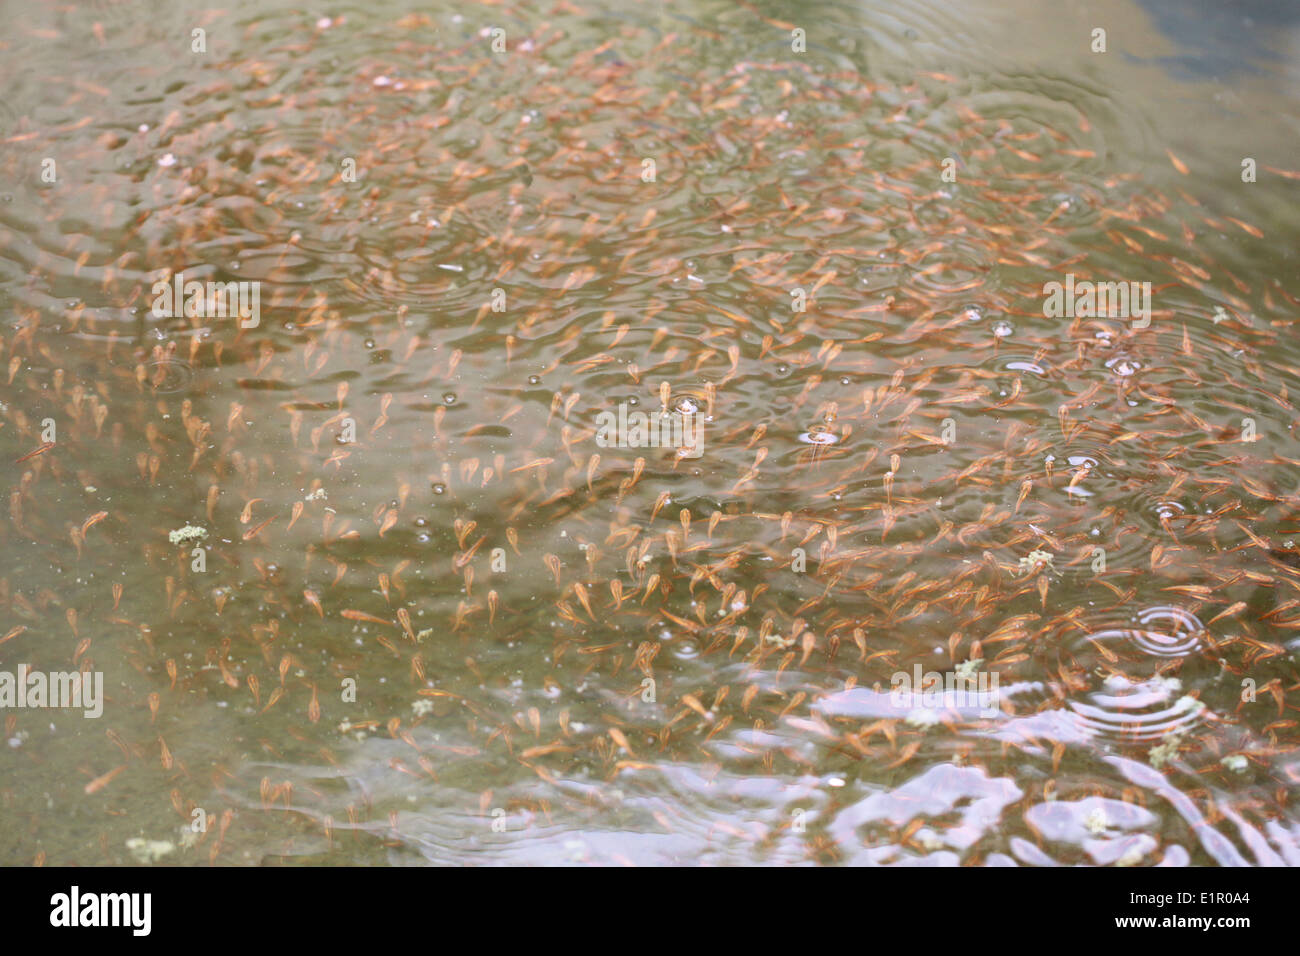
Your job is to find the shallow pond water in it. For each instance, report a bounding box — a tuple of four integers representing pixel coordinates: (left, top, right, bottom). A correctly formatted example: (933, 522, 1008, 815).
(1, 0, 1299, 865)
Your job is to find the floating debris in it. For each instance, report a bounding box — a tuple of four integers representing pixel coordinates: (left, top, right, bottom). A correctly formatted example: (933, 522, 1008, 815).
(168, 525, 208, 546)
(125, 838, 175, 864)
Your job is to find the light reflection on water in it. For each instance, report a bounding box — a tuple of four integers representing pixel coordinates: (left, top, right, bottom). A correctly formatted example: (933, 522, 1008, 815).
(0, 0, 1298, 866)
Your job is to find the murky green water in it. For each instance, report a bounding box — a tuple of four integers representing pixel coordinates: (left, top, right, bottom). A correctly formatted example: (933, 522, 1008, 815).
(2, 0, 1299, 865)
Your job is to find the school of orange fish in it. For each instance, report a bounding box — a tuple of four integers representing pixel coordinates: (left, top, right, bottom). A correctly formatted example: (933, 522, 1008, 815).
(1, 4, 1298, 865)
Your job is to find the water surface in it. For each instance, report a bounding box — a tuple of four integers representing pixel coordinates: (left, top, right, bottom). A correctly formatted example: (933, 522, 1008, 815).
(1, 0, 1299, 866)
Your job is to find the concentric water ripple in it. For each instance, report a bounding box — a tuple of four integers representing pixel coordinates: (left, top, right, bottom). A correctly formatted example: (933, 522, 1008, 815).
(1095, 605, 1206, 659)
(1034, 606, 1211, 746)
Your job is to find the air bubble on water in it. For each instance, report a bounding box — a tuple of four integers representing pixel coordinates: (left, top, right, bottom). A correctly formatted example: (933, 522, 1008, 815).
(959, 305, 984, 322)
(993, 320, 1014, 338)
(1154, 501, 1186, 521)
(527, 375, 540, 385)
(431, 483, 446, 495)
(799, 427, 839, 445)
(674, 640, 701, 660)
(1106, 356, 1141, 377)
(443, 393, 457, 405)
